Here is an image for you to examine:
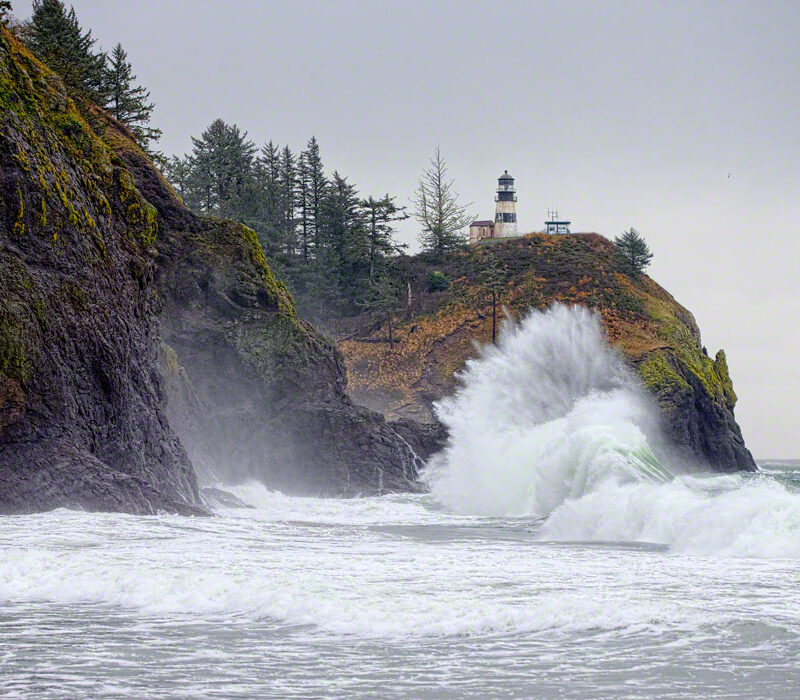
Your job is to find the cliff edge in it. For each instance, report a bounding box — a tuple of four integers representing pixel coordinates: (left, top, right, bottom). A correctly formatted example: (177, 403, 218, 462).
(336, 235, 755, 472)
(0, 30, 202, 513)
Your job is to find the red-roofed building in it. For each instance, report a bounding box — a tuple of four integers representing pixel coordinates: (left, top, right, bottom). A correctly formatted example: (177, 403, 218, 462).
(468, 220, 494, 245)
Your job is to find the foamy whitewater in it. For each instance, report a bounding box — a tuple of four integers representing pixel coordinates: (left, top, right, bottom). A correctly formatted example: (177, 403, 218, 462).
(3, 306, 800, 697)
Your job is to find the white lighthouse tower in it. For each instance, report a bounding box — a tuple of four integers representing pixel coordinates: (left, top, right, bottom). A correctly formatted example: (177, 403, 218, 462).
(494, 170, 518, 238)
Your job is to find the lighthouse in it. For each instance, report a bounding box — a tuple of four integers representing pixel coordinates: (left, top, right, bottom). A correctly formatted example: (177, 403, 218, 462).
(494, 170, 518, 238)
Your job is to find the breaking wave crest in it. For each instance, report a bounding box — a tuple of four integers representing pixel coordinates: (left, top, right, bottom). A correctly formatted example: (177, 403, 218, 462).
(426, 304, 800, 557)
(425, 304, 671, 517)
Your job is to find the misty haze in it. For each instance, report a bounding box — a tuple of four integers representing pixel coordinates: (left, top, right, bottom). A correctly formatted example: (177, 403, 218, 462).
(1, 1, 799, 698)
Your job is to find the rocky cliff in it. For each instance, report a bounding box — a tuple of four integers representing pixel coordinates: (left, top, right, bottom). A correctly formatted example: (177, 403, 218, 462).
(0, 31, 202, 513)
(336, 235, 756, 472)
(0, 29, 424, 513)
(108, 133, 425, 496)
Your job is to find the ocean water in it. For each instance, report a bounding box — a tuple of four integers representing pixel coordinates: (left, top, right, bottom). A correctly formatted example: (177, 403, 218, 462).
(2, 471, 800, 699)
(3, 306, 800, 698)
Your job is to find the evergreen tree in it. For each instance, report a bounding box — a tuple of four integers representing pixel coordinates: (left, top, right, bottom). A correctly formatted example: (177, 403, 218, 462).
(277, 146, 297, 257)
(412, 146, 474, 258)
(23, 0, 108, 104)
(299, 249, 345, 321)
(357, 274, 403, 349)
(296, 150, 312, 263)
(303, 136, 327, 252)
(360, 194, 407, 281)
(163, 155, 191, 201)
(248, 142, 283, 258)
(476, 253, 508, 344)
(320, 172, 364, 291)
(615, 228, 653, 277)
(259, 141, 282, 219)
(104, 43, 161, 149)
(186, 118, 256, 217)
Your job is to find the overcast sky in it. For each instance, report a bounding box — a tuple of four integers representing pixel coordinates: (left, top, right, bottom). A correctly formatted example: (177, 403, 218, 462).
(14, 0, 800, 457)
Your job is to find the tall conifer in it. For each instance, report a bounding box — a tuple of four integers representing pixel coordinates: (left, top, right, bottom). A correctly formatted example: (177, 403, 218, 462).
(361, 195, 407, 281)
(104, 43, 161, 149)
(277, 146, 297, 257)
(23, 0, 108, 104)
(412, 147, 473, 258)
(296, 151, 312, 263)
(303, 136, 327, 252)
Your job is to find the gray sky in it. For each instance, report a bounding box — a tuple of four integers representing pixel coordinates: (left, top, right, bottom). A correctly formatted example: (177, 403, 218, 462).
(14, 0, 800, 457)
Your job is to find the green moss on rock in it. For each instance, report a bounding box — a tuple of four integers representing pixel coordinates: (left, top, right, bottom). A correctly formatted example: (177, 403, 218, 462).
(0, 313, 33, 384)
(638, 352, 690, 395)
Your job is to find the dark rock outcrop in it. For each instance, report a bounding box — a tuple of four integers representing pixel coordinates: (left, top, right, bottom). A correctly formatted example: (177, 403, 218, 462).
(98, 85, 427, 498)
(389, 418, 448, 463)
(0, 31, 203, 514)
(110, 145, 422, 495)
(635, 348, 753, 471)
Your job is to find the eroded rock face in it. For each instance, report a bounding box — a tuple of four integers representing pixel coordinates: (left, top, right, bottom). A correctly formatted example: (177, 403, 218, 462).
(108, 115, 427, 497)
(336, 235, 756, 473)
(0, 28, 431, 507)
(0, 31, 203, 514)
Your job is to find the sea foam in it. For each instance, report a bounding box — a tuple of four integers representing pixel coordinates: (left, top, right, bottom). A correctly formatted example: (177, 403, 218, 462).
(426, 304, 800, 557)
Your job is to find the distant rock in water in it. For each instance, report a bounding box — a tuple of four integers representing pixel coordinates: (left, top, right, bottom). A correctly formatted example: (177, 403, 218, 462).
(0, 28, 427, 514)
(337, 237, 755, 473)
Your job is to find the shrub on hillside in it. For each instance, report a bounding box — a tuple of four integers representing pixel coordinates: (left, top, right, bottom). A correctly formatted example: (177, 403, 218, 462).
(427, 270, 450, 292)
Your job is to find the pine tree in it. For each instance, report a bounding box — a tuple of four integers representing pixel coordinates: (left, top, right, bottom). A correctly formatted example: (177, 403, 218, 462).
(303, 136, 327, 253)
(320, 172, 364, 288)
(252, 141, 283, 257)
(412, 146, 474, 258)
(360, 194, 407, 281)
(357, 274, 403, 349)
(104, 43, 161, 149)
(476, 253, 508, 344)
(277, 146, 297, 257)
(22, 0, 108, 104)
(163, 155, 191, 201)
(296, 150, 312, 263)
(259, 143, 282, 226)
(615, 228, 653, 277)
(185, 119, 256, 217)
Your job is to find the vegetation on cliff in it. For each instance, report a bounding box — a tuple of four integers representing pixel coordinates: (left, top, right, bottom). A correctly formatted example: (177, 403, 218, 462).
(1, 22, 431, 509)
(162, 123, 409, 321)
(334, 233, 754, 471)
(14, 0, 161, 151)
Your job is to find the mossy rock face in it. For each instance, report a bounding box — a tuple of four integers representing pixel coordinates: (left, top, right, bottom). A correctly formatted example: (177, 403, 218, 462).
(335, 234, 755, 472)
(90, 61, 428, 496)
(0, 28, 204, 514)
(639, 352, 692, 396)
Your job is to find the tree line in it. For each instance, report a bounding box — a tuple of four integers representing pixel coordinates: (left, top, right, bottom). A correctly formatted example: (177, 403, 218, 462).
(163, 125, 415, 318)
(3, 1, 481, 319)
(161, 131, 478, 320)
(6, 0, 161, 153)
